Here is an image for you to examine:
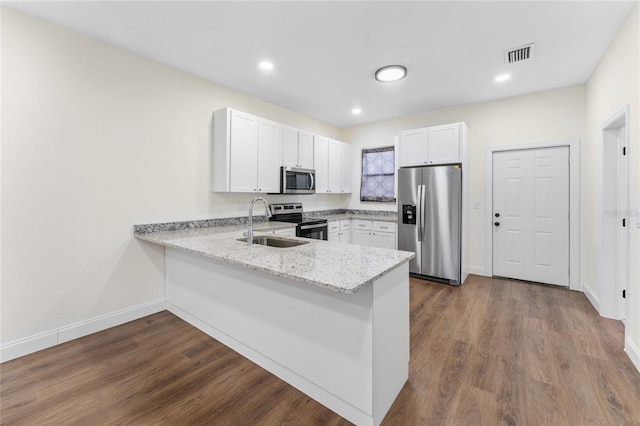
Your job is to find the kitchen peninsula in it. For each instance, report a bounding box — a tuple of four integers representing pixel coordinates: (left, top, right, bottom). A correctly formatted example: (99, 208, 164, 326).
(135, 220, 414, 426)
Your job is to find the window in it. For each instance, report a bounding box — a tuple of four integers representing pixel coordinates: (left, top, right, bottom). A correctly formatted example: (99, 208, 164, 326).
(360, 147, 395, 202)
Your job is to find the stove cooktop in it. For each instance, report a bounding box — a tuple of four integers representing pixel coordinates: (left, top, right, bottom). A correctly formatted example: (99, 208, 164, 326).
(268, 203, 327, 225)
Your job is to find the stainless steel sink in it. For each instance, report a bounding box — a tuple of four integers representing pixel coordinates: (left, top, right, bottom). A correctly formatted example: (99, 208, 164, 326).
(237, 236, 309, 248)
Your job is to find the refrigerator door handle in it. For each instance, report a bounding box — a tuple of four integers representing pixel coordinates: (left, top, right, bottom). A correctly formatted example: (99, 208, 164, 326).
(418, 184, 426, 242)
(420, 184, 427, 242)
(416, 185, 422, 242)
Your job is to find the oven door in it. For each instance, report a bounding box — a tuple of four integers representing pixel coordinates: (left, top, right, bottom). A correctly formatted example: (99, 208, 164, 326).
(282, 167, 315, 194)
(297, 222, 328, 240)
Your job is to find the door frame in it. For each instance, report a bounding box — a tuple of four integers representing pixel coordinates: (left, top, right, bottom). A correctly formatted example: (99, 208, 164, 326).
(484, 139, 581, 290)
(598, 104, 629, 321)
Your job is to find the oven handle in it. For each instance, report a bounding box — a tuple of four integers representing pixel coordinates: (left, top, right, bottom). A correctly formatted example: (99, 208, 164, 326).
(299, 223, 327, 230)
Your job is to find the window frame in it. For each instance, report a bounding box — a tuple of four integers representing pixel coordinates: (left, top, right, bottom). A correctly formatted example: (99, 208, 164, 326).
(360, 146, 396, 203)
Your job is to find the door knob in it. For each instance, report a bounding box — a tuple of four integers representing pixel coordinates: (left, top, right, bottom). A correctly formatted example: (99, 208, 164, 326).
(494, 222, 500, 227)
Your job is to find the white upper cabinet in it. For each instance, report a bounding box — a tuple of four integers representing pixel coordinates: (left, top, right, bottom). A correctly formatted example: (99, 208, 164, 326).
(328, 139, 342, 193)
(427, 123, 460, 165)
(213, 108, 282, 193)
(283, 127, 314, 169)
(398, 128, 428, 167)
(340, 142, 352, 193)
(399, 122, 461, 167)
(213, 107, 352, 194)
(227, 109, 258, 192)
(282, 126, 299, 168)
(298, 130, 314, 169)
(256, 118, 282, 193)
(315, 137, 352, 194)
(313, 135, 329, 193)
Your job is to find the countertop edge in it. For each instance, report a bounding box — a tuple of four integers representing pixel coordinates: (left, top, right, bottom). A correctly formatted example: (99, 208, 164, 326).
(135, 229, 413, 295)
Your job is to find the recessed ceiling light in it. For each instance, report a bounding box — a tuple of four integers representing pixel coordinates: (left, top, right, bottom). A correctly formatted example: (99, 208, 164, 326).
(259, 61, 274, 71)
(495, 74, 511, 82)
(375, 65, 407, 83)
(352, 108, 362, 115)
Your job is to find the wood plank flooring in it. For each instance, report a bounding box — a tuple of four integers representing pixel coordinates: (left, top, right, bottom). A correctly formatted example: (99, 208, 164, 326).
(2, 275, 639, 425)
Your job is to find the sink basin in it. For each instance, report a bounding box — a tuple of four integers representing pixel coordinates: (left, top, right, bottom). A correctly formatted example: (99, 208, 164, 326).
(237, 235, 309, 248)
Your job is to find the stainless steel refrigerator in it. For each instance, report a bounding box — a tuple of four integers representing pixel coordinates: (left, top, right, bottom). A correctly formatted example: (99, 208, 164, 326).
(397, 165, 462, 285)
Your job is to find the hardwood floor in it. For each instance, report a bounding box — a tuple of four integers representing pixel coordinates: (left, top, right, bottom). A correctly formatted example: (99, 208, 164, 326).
(2, 275, 639, 425)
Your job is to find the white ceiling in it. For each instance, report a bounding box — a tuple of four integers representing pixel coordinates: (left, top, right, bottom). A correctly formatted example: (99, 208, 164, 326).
(5, 1, 637, 128)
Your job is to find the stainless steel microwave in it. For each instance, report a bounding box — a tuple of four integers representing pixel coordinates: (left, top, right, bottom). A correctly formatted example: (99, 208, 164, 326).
(280, 167, 315, 194)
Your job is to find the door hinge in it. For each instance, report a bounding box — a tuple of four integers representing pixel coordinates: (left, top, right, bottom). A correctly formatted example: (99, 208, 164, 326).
(622, 146, 626, 155)
(622, 218, 626, 227)
(623, 289, 626, 299)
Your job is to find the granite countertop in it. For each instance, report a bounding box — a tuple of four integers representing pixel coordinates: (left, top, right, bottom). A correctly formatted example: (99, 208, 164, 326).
(135, 222, 413, 295)
(321, 213, 397, 223)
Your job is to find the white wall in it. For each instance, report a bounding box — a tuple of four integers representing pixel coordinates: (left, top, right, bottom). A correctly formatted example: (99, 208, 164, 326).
(341, 86, 587, 275)
(0, 8, 344, 348)
(585, 4, 640, 369)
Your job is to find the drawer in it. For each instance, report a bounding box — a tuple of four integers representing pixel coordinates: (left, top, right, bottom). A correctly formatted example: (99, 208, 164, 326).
(340, 220, 351, 230)
(352, 220, 372, 231)
(273, 227, 296, 237)
(328, 221, 340, 232)
(372, 221, 395, 233)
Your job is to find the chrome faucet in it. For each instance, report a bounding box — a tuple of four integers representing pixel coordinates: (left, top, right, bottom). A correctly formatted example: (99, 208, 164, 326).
(245, 197, 272, 246)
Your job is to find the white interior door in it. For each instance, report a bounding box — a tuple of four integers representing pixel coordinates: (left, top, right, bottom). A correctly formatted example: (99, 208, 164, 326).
(493, 147, 569, 286)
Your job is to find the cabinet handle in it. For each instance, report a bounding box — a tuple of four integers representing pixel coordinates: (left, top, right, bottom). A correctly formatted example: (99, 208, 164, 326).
(253, 188, 257, 191)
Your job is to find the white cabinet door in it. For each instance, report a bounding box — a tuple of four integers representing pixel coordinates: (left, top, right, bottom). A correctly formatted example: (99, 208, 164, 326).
(339, 220, 351, 244)
(314, 135, 329, 193)
(372, 232, 396, 249)
(229, 110, 259, 192)
(298, 130, 314, 169)
(328, 140, 342, 193)
(328, 232, 340, 243)
(273, 227, 296, 237)
(257, 118, 282, 193)
(340, 143, 352, 193)
(399, 128, 428, 167)
(427, 123, 460, 165)
(283, 127, 314, 169)
(352, 229, 371, 246)
(282, 126, 299, 168)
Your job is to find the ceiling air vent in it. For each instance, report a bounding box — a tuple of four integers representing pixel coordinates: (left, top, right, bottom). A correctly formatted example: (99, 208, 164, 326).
(504, 43, 535, 64)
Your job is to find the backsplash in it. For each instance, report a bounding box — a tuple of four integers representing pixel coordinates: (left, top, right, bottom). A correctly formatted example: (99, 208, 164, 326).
(134, 209, 396, 234)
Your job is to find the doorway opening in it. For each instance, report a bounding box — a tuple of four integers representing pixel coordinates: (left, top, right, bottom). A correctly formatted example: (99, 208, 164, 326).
(599, 105, 629, 322)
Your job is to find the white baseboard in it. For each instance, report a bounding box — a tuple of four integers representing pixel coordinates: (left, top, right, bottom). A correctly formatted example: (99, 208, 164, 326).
(582, 281, 600, 312)
(625, 337, 640, 374)
(1, 299, 166, 363)
(468, 265, 489, 277)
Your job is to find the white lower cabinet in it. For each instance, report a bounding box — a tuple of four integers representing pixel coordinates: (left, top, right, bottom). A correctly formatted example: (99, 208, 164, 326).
(328, 220, 340, 242)
(273, 227, 296, 237)
(339, 220, 351, 244)
(352, 220, 397, 249)
(329, 220, 351, 243)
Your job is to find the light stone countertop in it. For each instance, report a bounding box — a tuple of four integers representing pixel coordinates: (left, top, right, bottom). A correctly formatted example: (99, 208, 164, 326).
(135, 222, 414, 295)
(321, 213, 397, 223)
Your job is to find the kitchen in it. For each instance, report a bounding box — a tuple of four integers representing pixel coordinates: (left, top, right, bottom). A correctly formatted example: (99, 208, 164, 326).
(2, 1, 640, 425)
